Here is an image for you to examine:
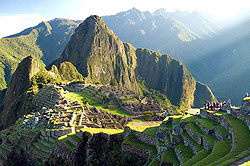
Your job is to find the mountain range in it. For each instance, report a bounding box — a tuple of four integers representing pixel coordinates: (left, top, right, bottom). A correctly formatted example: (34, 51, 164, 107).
(0, 15, 216, 128)
(0, 8, 250, 105)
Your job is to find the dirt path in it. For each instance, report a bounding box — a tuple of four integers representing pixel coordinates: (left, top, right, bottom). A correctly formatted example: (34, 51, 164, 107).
(186, 108, 200, 115)
(130, 122, 161, 126)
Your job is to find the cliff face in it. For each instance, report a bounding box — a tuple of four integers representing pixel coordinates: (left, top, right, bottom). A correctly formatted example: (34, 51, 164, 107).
(135, 48, 196, 108)
(193, 82, 217, 108)
(56, 15, 139, 92)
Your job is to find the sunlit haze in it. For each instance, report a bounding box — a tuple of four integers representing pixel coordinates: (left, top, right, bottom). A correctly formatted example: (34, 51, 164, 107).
(1, 0, 250, 38)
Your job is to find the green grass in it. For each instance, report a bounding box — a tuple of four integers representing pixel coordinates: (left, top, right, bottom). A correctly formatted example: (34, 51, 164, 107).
(30, 145, 50, 157)
(182, 114, 199, 123)
(132, 118, 147, 122)
(175, 142, 194, 163)
(126, 122, 161, 135)
(64, 91, 98, 104)
(209, 115, 250, 166)
(61, 138, 76, 150)
(197, 118, 219, 129)
(193, 139, 231, 166)
(33, 142, 51, 151)
(171, 115, 182, 125)
(203, 135, 218, 147)
(183, 150, 211, 166)
(65, 91, 132, 117)
(215, 125, 229, 138)
(94, 104, 132, 117)
(69, 134, 82, 142)
(182, 130, 203, 151)
(143, 126, 159, 136)
(166, 134, 171, 144)
(186, 122, 204, 136)
(148, 157, 160, 166)
(123, 138, 157, 154)
(161, 148, 179, 166)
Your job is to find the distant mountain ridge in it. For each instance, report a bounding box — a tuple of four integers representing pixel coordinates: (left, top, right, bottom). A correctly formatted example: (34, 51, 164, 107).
(0, 18, 80, 91)
(102, 8, 220, 83)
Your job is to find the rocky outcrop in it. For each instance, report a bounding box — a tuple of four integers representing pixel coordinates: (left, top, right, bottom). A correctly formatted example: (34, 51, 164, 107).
(0, 56, 42, 128)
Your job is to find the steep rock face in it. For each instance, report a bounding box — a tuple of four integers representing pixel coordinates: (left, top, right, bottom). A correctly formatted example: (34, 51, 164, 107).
(135, 48, 196, 108)
(57, 15, 139, 92)
(0, 56, 42, 127)
(193, 82, 217, 108)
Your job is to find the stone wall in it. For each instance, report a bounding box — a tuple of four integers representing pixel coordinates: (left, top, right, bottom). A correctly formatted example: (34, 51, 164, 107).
(195, 119, 214, 135)
(181, 135, 198, 154)
(231, 111, 250, 130)
(185, 125, 202, 145)
(202, 136, 213, 151)
(214, 128, 224, 141)
(41, 128, 73, 138)
(200, 109, 221, 123)
(122, 143, 153, 160)
(220, 116, 233, 133)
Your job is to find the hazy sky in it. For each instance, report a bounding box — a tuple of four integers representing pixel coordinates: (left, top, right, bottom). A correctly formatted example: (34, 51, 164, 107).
(1, 0, 250, 38)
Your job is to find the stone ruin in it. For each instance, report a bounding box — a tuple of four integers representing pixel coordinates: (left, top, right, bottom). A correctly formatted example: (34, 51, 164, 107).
(77, 106, 132, 129)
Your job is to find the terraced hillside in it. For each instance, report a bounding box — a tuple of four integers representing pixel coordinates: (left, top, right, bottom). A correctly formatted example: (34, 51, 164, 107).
(1, 92, 250, 165)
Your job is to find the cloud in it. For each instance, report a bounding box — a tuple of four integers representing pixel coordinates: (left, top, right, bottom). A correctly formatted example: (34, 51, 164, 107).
(0, 14, 46, 38)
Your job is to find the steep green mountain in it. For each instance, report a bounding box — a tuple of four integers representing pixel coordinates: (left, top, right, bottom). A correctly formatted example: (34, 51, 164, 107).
(0, 56, 42, 128)
(54, 15, 139, 93)
(0, 18, 80, 91)
(54, 15, 216, 109)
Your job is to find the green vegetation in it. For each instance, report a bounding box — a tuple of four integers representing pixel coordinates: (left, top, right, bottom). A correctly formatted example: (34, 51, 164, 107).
(123, 138, 157, 154)
(65, 91, 132, 117)
(210, 115, 250, 166)
(203, 135, 217, 147)
(161, 148, 179, 166)
(186, 122, 204, 136)
(0, 18, 79, 91)
(176, 142, 194, 163)
(182, 130, 203, 151)
(194, 139, 231, 166)
(148, 157, 160, 166)
(126, 122, 160, 136)
(183, 150, 211, 166)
